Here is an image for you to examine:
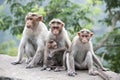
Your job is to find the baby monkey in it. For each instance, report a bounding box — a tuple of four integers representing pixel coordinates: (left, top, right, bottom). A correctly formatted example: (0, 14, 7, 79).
(45, 40, 66, 71)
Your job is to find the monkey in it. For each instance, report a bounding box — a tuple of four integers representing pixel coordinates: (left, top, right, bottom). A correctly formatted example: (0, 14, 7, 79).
(46, 40, 58, 69)
(45, 40, 67, 71)
(11, 12, 48, 68)
(41, 19, 71, 72)
(66, 29, 109, 79)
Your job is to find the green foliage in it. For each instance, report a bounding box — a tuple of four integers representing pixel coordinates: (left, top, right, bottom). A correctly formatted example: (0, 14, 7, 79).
(103, 0, 120, 11)
(0, 0, 95, 38)
(0, 0, 45, 35)
(45, 0, 96, 40)
(0, 40, 18, 56)
(104, 29, 120, 73)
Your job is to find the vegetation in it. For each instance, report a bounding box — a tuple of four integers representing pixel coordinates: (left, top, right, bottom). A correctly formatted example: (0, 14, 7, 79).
(0, 0, 120, 73)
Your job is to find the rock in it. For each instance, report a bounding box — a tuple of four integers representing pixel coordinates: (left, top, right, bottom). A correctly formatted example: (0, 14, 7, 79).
(0, 54, 119, 80)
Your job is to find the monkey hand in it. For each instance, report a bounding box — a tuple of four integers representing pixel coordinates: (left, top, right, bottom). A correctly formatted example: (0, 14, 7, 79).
(48, 50, 56, 58)
(47, 56, 52, 60)
(11, 61, 21, 65)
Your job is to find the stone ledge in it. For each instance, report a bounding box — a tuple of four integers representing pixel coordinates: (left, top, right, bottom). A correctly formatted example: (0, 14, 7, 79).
(0, 54, 119, 80)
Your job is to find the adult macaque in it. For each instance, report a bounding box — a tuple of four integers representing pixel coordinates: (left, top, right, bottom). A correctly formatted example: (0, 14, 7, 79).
(42, 19, 71, 71)
(11, 12, 48, 68)
(66, 29, 108, 79)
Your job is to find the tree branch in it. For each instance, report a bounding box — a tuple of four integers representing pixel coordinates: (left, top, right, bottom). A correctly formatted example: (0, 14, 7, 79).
(94, 11, 120, 51)
(103, 44, 120, 47)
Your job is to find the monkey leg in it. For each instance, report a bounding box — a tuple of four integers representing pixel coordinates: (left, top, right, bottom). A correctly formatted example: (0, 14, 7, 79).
(54, 51, 66, 72)
(66, 52, 76, 77)
(83, 51, 110, 80)
(25, 43, 35, 64)
(26, 48, 44, 69)
(83, 51, 95, 75)
(11, 40, 26, 65)
(92, 52, 108, 71)
(96, 69, 110, 80)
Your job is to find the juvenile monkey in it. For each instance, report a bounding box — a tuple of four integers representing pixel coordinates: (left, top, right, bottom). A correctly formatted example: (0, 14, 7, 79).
(41, 19, 71, 71)
(11, 12, 48, 68)
(66, 29, 109, 79)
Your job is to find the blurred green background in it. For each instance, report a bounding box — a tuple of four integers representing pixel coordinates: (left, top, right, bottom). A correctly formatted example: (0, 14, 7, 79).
(0, 0, 120, 73)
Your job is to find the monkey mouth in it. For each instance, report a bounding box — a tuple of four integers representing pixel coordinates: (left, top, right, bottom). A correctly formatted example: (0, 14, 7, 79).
(27, 26, 31, 28)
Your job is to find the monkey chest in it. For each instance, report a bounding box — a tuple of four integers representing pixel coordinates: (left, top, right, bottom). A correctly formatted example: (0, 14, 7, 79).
(57, 39, 66, 48)
(28, 38, 37, 48)
(76, 43, 90, 53)
(74, 44, 90, 62)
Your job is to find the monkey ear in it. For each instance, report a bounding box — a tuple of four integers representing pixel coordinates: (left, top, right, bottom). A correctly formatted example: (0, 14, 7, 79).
(47, 44, 50, 48)
(38, 16, 43, 21)
(25, 16, 27, 21)
(61, 23, 65, 27)
(78, 32, 80, 36)
(90, 32, 94, 37)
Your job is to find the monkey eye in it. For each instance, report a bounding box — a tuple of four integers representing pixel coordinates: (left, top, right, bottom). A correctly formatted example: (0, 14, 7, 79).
(56, 22, 61, 24)
(31, 14, 37, 17)
(49, 40, 54, 43)
(27, 18, 33, 20)
(53, 27, 59, 29)
(51, 21, 55, 24)
(85, 35, 88, 37)
(81, 35, 84, 37)
(29, 18, 33, 20)
(51, 21, 61, 25)
(81, 35, 88, 37)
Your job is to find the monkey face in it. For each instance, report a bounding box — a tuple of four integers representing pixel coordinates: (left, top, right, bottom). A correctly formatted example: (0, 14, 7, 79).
(78, 29, 93, 44)
(47, 40, 58, 49)
(25, 13, 43, 29)
(49, 19, 64, 35)
(26, 17, 35, 28)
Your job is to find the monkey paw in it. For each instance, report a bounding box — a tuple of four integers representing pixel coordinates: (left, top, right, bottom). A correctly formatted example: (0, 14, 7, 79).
(11, 61, 21, 65)
(88, 69, 97, 76)
(41, 65, 47, 71)
(54, 66, 66, 72)
(25, 64, 34, 69)
(47, 57, 52, 60)
(68, 72, 77, 77)
(46, 68, 51, 71)
(26, 58, 32, 64)
(101, 67, 109, 71)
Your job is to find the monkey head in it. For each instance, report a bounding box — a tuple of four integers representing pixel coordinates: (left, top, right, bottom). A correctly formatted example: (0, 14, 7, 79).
(47, 40, 58, 49)
(49, 19, 65, 35)
(78, 29, 93, 44)
(25, 12, 43, 29)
